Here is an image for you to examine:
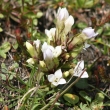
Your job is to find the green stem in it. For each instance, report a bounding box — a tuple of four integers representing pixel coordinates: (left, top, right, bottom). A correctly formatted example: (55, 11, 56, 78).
(21, 0, 24, 13)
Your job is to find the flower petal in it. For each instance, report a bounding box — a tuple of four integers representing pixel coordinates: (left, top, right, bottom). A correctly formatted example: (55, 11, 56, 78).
(52, 81, 59, 86)
(64, 15, 74, 35)
(54, 46, 62, 57)
(58, 78, 66, 84)
(79, 60, 84, 69)
(43, 48, 53, 60)
(33, 39, 41, 48)
(41, 42, 48, 52)
(80, 71, 89, 78)
(57, 7, 69, 20)
(82, 27, 98, 38)
(48, 74, 55, 82)
(45, 28, 56, 41)
(74, 70, 82, 77)
(54, 69, 62, 78)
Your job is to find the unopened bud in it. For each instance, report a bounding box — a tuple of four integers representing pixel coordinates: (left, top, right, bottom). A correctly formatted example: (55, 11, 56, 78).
(26, 42, 35, 57)
(62, 53, 70, 60)
(26, 58, 35, 64)
(39, 61, 48, 72)
(39, 61, 46, 68)
(63, 71, 70, 78)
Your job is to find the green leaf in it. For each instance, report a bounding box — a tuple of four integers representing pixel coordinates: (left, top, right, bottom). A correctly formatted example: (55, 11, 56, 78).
(84, 0, 94, 8)
(0, 42, 11, 58)
(63, 93, 79, 105)
(25, 12, 36, 19)
(0, 73, 6, 80)
(0, 13, 4, 18)
(11, 62, 19, 69)
(1, 63, 8, 73)
(77, 22, 87, 29)
(47, 89, 54, 95)
(9, 71, 16, 80)
(36, 12, 43, 18)
(96, 27, 103, 35)
(79, 91, 91, 102)
(103, 30, 110, 36)
(0, 98, 3, 102)
(36, 72, 44, 83)
(94, 93, 105, 102)
(80, 103, 91, 110)
(77, 0, 85, 7)
(75, 78, 88, 89)
(31, 103, 41, 110)
(0, 50, 6, 58)
(12, 41, 18, 49)
(0, 42, 11, 52)
(33, 19, 38, 26)
(103, 101, 110, 106)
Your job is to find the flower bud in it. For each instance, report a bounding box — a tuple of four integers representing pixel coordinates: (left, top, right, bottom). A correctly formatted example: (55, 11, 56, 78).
(64, 15, 74, 35)
(45, 28, 56, 42)
(65, 54, 70, 60)
(39, 61, 48, 72)
(26, 41, 35, 57)
(57, 7, 69, 21)
(63, 71, 70, 78)
(26, 58, 35, 64)
(56, 7, 74, 35)
(62, 53, 70, 61)
(82, 27, 98, 39)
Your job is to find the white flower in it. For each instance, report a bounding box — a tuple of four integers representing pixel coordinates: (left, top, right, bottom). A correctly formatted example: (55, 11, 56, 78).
(33, 39, 41, 49)
(57, 7, 69, 21)
(53, 46, 62, 57)
(64, 15, 74, 35)
(41, 42, 54, 60)
(41, 42, 62, 60)
(56, 7, 74, 34)
(82, 27, 98, 39)
(45, 28, 56, 41)
(48, 69, 66, 86)
(74, 60, 88, 78)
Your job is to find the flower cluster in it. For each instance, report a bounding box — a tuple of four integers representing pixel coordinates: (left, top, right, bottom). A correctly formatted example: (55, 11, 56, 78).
(26, 7, 98, 86)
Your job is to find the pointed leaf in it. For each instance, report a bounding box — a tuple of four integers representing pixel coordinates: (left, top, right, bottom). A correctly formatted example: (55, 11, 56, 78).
(94, 93, 105, 102)
(79, 91, 91, 102)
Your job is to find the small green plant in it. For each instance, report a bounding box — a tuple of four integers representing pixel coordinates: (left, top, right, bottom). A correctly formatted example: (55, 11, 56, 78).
(15, 7, 99, 110)
(0, 1, 110, 110)
(0, 62, 19, 80)
(0, 42, 11, 58)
